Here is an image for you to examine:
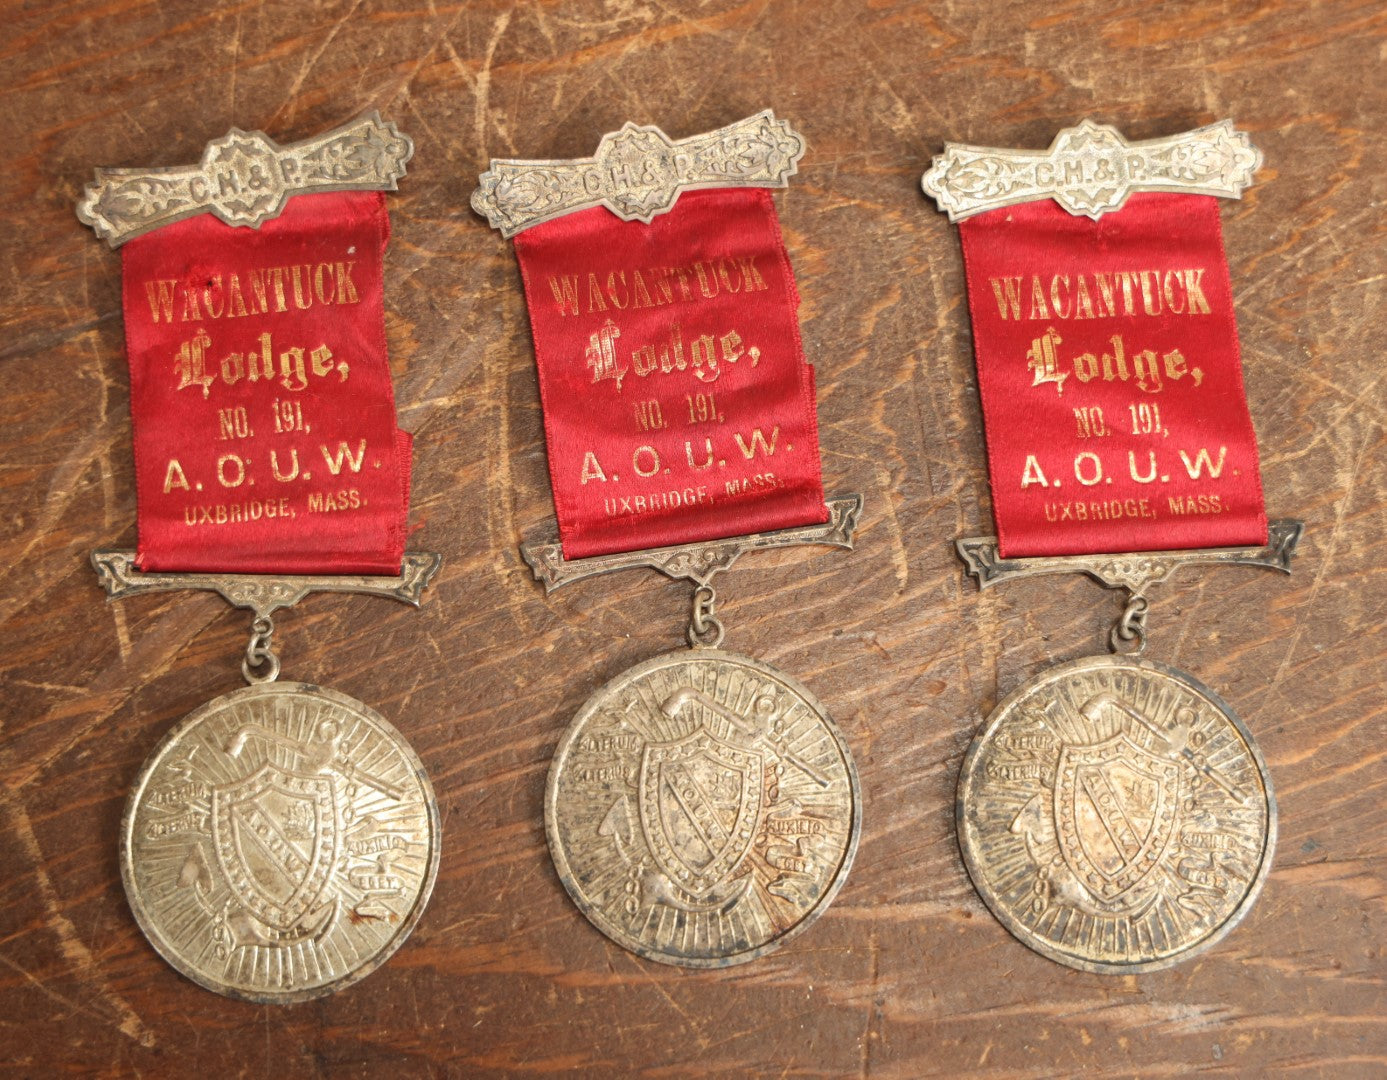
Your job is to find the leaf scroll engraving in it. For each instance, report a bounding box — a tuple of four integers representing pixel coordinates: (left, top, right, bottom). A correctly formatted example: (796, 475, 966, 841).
(472, 110, 805, 237)
(76, 112, 413, 247)
(922, 119, 1262, 221)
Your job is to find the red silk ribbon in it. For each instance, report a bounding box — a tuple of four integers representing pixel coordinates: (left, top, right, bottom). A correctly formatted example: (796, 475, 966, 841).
(119, 190, 411, 574)
(957, 193, 1268, 558)
(512, 187, 828, 559)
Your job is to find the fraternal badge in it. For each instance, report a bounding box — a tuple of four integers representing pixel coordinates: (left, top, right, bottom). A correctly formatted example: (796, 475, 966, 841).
(79, 115, 441, 1000)
(476, 113, 863, 967)
(123, 683, 439, 1002)
(958, 656, 1273, 973)
(923, 121, 1301, 971)
(78, 112, 412, 246)
(548, 651, 859, 967)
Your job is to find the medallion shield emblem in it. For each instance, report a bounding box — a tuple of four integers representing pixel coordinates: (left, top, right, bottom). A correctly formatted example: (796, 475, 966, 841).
(1053, 732, 1181, 906)
(639, 725, 763, 897)
(211, 762, 341, 932)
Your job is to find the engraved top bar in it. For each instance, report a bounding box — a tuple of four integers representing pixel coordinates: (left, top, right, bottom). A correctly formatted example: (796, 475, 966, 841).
(76, 112, 414, 247)
(921, 119, 1262, 222)
(471, 110, 805, 237)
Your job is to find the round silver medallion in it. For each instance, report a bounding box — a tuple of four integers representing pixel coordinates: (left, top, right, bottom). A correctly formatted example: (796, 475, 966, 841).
(121, 682, 440, 1002)
(957, 655, 1275, 973)
(546, 649, 861, 967)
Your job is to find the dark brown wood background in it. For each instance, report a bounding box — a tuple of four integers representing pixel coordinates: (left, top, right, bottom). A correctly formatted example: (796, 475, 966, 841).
(1, 1, 1383, 1076)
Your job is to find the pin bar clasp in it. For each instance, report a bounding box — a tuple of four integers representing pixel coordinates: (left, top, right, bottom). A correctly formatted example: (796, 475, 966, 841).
(91, 550, 442, 618)
(520, 494, 863, 594)
(956, 519, 1302, 596)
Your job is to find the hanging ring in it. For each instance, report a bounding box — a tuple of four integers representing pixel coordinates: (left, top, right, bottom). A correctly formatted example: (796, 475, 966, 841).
(687, 584, 725, 649)
(1109, 593, 1149, 656)
(242, 614, 281, 684)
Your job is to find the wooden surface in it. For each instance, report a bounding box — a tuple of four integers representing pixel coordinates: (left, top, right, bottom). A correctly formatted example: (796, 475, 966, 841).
(1, 1, 1384, 1076)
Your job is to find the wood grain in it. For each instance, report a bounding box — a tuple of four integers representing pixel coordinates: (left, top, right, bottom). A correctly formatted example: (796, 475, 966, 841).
(0, 0, 1383, 1076)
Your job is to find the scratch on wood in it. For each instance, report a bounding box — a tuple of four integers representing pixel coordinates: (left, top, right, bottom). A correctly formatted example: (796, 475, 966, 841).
(0, 789, 156, 1048)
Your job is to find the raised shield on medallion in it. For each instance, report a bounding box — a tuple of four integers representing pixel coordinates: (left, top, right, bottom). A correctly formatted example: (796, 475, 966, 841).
(1054, 732, 1181, 908)
(639, 725, 764, 897)
(211, 763, 341, 933)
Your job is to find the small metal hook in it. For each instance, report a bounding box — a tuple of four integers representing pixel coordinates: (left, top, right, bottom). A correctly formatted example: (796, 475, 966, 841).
(242, 614, 281, 684)
(1109, 592, 1149, 656)
(687, 583, 725, 649)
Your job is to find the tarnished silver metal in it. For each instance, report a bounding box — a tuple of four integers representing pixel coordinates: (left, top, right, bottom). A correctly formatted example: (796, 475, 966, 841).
(521, 495, 861, 594)
(957, 654, 1275, 973)
(241, 615, 281, 685)
(956, 519, 1302, 596)
(1109, 594, 1150, 656)
(687, 584, 725, 650)
(92, 550, 442, 618)
(76, 111, 414, 247)
(546, 649, 860, 967)
(122, 681, 440, 1002)
(471, 110, 805, 237)
(921, 119, 1262, 222)
(957, 519, 1302, 653)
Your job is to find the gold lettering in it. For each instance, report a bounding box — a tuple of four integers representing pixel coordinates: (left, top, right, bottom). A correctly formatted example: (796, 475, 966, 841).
(321, 440, 367, 475)
(716, 258, 741, 294)
(227, 274, 251, 318)
(1074, 452, 1103, 486)
(311, 344, 340, 380)
(1100, 334, 1129, 383)
(690, 333, 719, 383)
(1094, 272, 1117, 318)
(1129, 450, 1158, 483)
(216, 453, 245, 488)
(1049, 275, 1071, 319)
(734, 426, 778, 459)
(220, 351, 245, 385)
(579, 452, 607, 484)
(314, 263, 333, 305)
(736, 256, 767, 292)
(271, 449, 300, 482)
(1162, 269, 1185, 314)
(586, 272, 608, 312)
(584, 321, 625, 388)
(1132, 348, 1162, 393)
(267, 267, 288, 312)
(1179, 446, 1226, 479)
(202, 276, 225, 319)
(1163, 348, 1202, 386)
(1185, 268, 1211, 314)
(649, 268, 675, 305)
(334, 262, 359, 304)
(1073, 275, 1096, 320)
(174, 330, 214, 397)
(291, 265, 313, 310)
(1118, 272, 1137, 315)
(249, 269, 269, 314)
(1025, 328, 1067, 394)
(278, 346, 307, 392)
(686, 438, 714, 470)
(163, 459, 190, 493)
(253, 333, 274, 382)
(693, 261, 719, 299)
(1020, 455, 1048, 488)
(605, 270, 630, 310)
(1138, 270, 1162, 316)
(549, 274, 580, 316)
(991, 277, 1023, 320)
(144, 280, 177, 323)
(632, 445, 661, 477)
